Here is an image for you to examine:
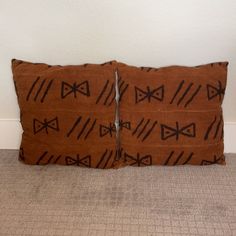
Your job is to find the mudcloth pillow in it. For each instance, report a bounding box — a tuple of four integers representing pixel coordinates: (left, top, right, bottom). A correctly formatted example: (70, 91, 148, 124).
(12, 59, 118, 168)
(117, 62, 228, 166)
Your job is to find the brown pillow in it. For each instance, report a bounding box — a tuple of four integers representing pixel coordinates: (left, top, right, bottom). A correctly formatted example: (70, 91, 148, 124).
(12, 59, 118, 168)
(117, 62, 228, 166)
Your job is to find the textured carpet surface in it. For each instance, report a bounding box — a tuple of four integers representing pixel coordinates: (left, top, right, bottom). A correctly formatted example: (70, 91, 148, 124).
(0, 150, 236, 236)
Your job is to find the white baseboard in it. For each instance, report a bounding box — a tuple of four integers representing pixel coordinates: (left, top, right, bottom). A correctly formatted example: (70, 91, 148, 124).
(0, 119, 23, 149)
(0, 119, 235, 153)
(224, 122, 236, 153)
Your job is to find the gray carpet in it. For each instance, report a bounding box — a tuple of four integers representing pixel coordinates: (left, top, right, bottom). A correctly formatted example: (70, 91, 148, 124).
(0, 150, 235, 236)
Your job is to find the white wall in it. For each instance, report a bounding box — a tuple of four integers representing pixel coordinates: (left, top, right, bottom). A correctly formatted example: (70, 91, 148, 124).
(0, 0, 236, 150)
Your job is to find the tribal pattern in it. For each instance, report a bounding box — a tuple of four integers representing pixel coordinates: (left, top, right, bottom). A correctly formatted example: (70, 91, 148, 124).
(12, 59, 227, 167)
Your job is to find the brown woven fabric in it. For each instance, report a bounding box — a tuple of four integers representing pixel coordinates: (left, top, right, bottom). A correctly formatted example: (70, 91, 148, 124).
(117, 62, 228, 166)
(12, 59, 118, 168)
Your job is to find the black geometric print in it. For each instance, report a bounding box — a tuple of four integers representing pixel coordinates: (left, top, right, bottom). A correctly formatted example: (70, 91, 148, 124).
(96, 80, 116, 106)
(140, 66, 159, 72)
(118, 77, 129, 102)
(61, 81, 90, 99)
(67, 116, 97, 140)
(96, 149, 114, 168)
(19, 147, 25, 161)
(132, 118, 158, 142)
(161, 122, 196, 140)
(124, 152, 152, 166)
(204, 116, 223, 140)
(26, 77, 54, 103)
(36, 151, 48, 164)
(83, 62, 115, 67)
(164, 151, 194, 165)
(135, 85, 164, 104)
(99, 123, 116, 137)
(36, 151, 62, 165)
(119, 120, 131, 131)
(65, 154, 91, 167)
(201, 155, 224, 165)
(53, 155, 62, 164)
(33, 117, 59, 134)
(170, 80, 202, 107)
(207, 81, 225, 101)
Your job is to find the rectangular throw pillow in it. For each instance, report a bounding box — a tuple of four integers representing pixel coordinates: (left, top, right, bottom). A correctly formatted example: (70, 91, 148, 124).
(117, 62, 228, 166)
(12, 59, 118, 168)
